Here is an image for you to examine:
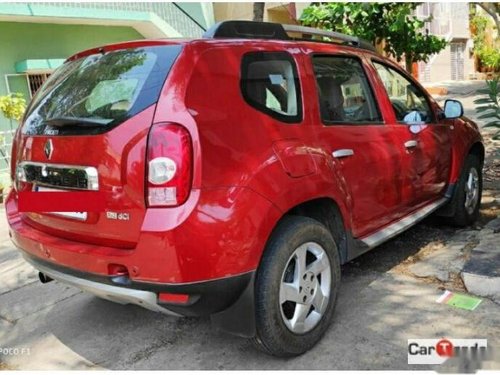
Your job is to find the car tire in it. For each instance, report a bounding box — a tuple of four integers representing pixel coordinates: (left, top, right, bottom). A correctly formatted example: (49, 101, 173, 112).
(251, 215, 341, 357)
(449, 154, 482, 227)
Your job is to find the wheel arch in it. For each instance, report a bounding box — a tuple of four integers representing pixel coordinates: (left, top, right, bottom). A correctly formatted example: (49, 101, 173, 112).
(449, 132, 485, 185)
(438, 140, 485, 218)
(271, 197, 350, 264)
(468, 141, 485, 166)
(211, 196, 349, 339)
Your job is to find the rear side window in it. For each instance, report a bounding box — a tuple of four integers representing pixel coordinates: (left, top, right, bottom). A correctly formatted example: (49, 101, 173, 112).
(241, 52, 302, 123)
(22, 45, 182, 136)
(313, 56, 381, 125)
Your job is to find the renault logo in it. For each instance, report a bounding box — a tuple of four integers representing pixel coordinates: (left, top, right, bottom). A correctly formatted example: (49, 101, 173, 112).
(44, 139, 53, 159)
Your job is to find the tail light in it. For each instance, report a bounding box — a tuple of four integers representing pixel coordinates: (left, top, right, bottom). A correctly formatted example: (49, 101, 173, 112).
(146, 123, 193, 207)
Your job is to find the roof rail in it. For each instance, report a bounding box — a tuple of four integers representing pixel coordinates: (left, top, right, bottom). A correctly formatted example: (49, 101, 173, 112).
(282, 24, 376, 52)
(202, 20, 377, 53)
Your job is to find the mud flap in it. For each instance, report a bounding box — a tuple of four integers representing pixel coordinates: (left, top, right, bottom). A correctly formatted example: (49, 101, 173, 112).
(435, 183, 457, 217)
(210, 273, 256, 338)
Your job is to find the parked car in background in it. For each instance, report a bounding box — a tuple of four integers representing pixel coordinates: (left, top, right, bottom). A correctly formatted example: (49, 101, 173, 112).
(6, 21, 484, 357)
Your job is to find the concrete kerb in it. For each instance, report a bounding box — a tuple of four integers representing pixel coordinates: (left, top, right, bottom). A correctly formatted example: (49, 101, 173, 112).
(461, 217, 500, 304)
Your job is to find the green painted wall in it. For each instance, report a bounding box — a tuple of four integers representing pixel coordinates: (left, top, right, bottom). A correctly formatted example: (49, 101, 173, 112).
(0, 21, 143, 130)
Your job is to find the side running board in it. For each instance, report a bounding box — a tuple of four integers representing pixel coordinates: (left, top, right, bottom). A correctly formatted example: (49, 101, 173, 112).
(360, 198, 449, 249)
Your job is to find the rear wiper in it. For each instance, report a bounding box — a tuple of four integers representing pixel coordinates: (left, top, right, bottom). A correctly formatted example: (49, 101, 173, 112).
(44, 116, 112, 127)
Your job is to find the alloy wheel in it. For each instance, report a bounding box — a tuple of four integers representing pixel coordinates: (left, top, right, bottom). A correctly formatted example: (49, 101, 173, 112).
(279, 242, 331, 334)
(464, 167, 479, 215)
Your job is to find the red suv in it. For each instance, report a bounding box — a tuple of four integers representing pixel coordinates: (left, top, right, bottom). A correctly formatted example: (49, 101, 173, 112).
(6, 21, 483, 357)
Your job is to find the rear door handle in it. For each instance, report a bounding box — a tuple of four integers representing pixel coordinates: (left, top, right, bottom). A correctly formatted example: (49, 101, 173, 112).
(404, 140, 418, 149)
(332, 149, 354, 158)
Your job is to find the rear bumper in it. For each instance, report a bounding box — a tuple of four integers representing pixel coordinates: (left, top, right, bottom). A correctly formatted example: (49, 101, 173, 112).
(20, 249, 254, 317)
(24, 253, 180, 316)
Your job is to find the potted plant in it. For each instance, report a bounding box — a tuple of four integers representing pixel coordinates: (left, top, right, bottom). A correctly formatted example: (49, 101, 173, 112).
(0, 93, 26, 127)
(0, 93, 26, 200)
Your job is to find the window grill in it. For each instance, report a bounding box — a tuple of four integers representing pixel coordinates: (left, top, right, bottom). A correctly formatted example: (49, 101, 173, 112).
(28, 73, 50, 97)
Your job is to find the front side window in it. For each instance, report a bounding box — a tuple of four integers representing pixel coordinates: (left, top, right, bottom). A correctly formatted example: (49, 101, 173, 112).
(241, 52, 302, 123)
(373, 62, 433, 124)
(312, 56, 381, 125)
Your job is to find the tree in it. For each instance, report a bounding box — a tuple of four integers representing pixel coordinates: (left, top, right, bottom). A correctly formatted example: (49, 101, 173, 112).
(300, 3, 448, 74)
(253, 3, 265, 22)
(470, 12, 500, 72)
(475, 2, 500, 34)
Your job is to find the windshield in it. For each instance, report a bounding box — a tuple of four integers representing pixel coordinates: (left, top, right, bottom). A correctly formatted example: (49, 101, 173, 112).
(22, 45, 182, 136)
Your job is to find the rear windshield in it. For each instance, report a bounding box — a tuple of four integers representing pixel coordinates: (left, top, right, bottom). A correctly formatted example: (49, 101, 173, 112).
(22, 45, 182, 136)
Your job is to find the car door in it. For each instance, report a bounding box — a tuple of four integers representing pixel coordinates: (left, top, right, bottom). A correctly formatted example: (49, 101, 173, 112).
(309, 54, 416, 238)
(372, 61, 452, 204)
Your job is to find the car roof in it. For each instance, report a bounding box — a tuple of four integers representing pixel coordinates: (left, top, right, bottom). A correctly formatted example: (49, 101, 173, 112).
(67, 21, 382, 62)
(66, 37, 381, 64)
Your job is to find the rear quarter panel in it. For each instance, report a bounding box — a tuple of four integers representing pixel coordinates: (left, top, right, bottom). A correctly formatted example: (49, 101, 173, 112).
(181, 41, 354, 230)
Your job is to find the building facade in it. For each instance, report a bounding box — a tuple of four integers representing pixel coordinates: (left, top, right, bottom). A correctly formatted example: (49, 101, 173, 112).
(213, 2, 308, 25)
(416, 2, 475, 83)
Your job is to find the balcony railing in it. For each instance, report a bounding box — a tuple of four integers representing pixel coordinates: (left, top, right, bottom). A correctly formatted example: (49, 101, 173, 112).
(0, 128, 15, 194)
(22, 2, 206, 37)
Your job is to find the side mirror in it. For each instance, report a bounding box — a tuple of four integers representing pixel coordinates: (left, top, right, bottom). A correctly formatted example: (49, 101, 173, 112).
(444, 99, 463, 119)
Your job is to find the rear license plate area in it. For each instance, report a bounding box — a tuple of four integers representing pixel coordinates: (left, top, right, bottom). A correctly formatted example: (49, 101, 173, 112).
(33, 186, 88, 220)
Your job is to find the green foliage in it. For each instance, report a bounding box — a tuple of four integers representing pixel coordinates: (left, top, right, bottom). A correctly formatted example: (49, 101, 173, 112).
(470, 14, 500, 71)
(470, 14, 490, 52)
(300, 2, 448, 72)
(0, 93, 26, 121)
(478, 46, 500, 70)
(300, 3, 391, 43)
(474, 78, 500, 139)
(0, 93, 26, 174)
